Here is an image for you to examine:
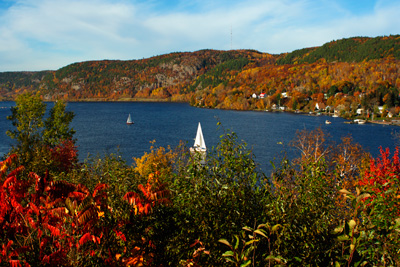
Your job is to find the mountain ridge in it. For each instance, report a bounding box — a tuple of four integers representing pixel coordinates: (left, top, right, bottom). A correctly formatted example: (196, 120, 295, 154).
(1, 35, 400, 119)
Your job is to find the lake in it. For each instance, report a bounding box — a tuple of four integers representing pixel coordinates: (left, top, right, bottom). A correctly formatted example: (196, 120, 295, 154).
(1, 101, 398, 174)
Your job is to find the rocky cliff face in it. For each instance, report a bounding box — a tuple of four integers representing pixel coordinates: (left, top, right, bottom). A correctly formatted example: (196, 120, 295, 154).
(1, 49, 262, 100)
(37, 51, 226, 100)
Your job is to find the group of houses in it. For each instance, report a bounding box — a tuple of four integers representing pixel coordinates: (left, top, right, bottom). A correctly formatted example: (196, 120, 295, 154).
(251, 93, 266, 99)
(250, 91, 396, 118)
(251, 92, 289, 99)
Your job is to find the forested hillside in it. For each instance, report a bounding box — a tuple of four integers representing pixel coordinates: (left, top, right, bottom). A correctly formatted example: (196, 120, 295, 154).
(276, 35, 400, 64)
(0, 71, 51, 100)
(37, 49, 269, 102)
(1, 35, 400, 119)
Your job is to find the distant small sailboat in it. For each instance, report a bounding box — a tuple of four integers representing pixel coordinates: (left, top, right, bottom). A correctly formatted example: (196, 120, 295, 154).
(126, 114, 134, 124)
(190, 122, 206, 164)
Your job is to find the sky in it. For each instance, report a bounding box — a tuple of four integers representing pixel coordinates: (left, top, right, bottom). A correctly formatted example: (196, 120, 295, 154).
(0, 0, 399, 72)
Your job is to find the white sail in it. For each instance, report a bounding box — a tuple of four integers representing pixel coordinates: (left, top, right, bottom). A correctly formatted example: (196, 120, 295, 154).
(190, 122, 206, 164)
(127, 114, 134, 124)
(193, 122, 206, 151)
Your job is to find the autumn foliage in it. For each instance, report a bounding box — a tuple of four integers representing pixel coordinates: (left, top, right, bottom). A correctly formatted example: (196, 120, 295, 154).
(1, 129, 400, 266)
(1, 93, 399, 265)
(49, 139, 78, 173)
(0, 154, 116, 266)
(124, 171, 171, 216)
(334, 147, 400, 266)
(359, 147, 400, 214)
(2, 35, 400, 120)
(361, 147, 400, 187)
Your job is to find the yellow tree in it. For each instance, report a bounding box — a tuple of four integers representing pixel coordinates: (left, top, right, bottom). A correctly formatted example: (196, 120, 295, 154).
(133, 142, 177, 183)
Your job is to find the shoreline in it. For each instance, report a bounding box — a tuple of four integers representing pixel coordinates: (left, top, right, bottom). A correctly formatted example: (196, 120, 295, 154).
(2, 97, 400, 126)
(368, 120, 400, 126)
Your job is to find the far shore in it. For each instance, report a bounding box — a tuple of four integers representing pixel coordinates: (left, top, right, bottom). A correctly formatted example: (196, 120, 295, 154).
(2, 97, 400, 126)
(368, 119, 400, 126)
(66, 97, 173, 102)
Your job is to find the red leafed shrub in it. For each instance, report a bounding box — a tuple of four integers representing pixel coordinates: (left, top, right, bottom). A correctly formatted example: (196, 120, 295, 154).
(124, 171, 171, 215)
(335, 147, 400, 266)
(0, 155, 29, 234)
(360, 147, 400, 189)
(0, 155, 31, 266)
(50, 139, 78, 173)
(359, 147, 400, 214)
(0, 154, 123, 266)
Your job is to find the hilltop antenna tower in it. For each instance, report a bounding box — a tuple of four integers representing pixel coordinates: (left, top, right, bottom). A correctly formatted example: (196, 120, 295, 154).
(230, 24, 232, 50)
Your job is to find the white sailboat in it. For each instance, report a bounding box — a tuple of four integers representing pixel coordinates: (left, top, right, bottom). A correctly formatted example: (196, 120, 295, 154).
(126, 114, 134, 124)
(190, 122, 206, 163)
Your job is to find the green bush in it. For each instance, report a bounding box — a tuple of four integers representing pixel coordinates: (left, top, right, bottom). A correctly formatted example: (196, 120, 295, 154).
(171, 130, 268, 265)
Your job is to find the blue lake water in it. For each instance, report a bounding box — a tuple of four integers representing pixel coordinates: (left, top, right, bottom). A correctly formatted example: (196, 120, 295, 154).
(1, 101, 398, 174)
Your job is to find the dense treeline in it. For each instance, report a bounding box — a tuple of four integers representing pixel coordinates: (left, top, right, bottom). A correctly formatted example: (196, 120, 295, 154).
(277, 35, 400, 64)
(1, 35, 400, 119)
(1, 93, 399, 266)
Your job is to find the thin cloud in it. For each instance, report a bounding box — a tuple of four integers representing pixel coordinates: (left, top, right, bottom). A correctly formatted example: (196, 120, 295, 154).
(0, 0, 399, 71)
